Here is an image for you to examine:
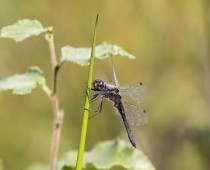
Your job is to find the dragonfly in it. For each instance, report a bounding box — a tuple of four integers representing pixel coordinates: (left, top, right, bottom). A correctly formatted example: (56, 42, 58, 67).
(89, 57, 148, 148)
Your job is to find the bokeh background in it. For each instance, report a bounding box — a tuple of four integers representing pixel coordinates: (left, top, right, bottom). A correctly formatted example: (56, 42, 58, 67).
(0, 0, 210, 170)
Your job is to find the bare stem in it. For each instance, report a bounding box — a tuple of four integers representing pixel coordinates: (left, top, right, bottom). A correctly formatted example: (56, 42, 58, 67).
(45, 27, 63, 170)
(45, 27, 57, 71)
(49, 94, 63, 170)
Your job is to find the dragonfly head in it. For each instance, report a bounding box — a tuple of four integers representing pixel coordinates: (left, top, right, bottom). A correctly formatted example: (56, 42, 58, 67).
(92, 79, 106, 91)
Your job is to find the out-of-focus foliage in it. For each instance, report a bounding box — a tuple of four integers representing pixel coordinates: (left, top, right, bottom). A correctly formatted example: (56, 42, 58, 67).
(61, 42, 135, 66)
(0, 67, 45, 94)
(27, 163, 48, 170)
(0, 19, 45, 42)
(0, 1, 210, 170)
(58, 139, 155, 170)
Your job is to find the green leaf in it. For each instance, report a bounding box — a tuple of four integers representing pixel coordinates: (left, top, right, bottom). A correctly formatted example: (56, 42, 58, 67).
(58, 139, 155, 170)
(0, 19, 45, 42)
(61, 42, 135, 66)
(0, 66, 46, 95)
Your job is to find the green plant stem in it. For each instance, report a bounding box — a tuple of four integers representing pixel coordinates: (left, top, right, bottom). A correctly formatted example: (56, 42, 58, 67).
(76, 14, 99, 170)
(45, 28, 63, 170)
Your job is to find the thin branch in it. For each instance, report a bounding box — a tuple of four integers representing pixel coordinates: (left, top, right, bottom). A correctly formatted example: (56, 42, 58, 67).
(42, 84, 52, 98)
(45, 27, 63, 170)
(45, 27, 57, 70)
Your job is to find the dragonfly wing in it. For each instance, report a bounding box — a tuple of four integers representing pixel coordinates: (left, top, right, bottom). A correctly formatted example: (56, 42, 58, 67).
(119, 83, 147, 103)
(113, 104, 121, 117)
(111, 56, 120, 87)
(123, 99, 148, 126)
(113, 99, 148, 126)
(111, 57, 148, 126)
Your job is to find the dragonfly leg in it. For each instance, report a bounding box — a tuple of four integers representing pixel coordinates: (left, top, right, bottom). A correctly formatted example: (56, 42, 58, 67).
(83, 98, 104, 120)
(90, 93, 101, 102)
(84, 97, 103, 113)
(88, 98, 103, 119)
(98, 97, 103, 112)
(88, 98, 104, 119)
(84, 82, 92, 98)
(83, 98, 104, 119)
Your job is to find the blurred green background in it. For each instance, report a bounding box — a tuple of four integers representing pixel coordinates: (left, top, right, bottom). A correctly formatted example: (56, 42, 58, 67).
(0, 0, 210, 170)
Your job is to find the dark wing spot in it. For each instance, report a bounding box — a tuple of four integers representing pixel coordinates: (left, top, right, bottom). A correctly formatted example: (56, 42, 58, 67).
(140, 82, 143, 85)
(143, 109, 146, 113)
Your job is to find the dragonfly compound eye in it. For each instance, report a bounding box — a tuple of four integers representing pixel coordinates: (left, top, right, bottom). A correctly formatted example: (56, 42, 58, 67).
(93, 79, 105, 91)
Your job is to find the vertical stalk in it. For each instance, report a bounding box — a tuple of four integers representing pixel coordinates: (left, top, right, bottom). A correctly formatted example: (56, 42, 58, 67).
(76, 14, 99, 170)
(45, 27, 63, 170)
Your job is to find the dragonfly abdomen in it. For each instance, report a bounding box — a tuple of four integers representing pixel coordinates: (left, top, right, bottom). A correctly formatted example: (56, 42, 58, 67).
(115, 101, 136, 148)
